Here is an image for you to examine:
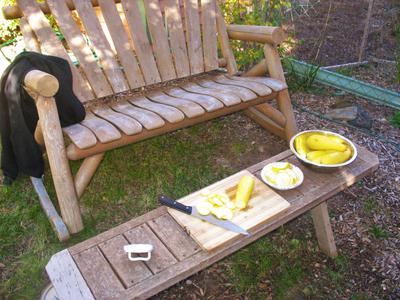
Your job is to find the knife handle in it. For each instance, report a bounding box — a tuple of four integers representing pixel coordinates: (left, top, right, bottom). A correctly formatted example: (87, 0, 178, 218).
(159, 195, 192, 214)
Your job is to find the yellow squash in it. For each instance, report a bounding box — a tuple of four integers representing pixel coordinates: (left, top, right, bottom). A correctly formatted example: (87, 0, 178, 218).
(294, 134, 310, 158)
(306, 150, 336, 163)
(235, 175, 255, 209)
(319, 148, 352, 165)
(306, 134, 347, 152)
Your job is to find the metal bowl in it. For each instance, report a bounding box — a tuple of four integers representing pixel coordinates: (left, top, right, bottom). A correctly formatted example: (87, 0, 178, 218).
(289, 130, 358, 173)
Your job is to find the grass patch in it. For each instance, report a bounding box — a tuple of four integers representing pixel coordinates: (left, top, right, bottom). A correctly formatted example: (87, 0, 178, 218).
(389, 111, 400, 128)
(370, 224, 390, 239)
(228, 231, 309, 299)
(350, 292, 370, 300)
(0, 121, 232, 299)
(363, 196, 378, 215)
(231, 142, 247, 155)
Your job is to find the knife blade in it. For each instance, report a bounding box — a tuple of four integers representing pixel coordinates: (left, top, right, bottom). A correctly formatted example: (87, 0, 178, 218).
(159, 195, 249, 235)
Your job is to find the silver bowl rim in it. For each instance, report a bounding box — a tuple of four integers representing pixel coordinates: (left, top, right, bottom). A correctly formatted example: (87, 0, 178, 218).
(289, 130, 358, 168)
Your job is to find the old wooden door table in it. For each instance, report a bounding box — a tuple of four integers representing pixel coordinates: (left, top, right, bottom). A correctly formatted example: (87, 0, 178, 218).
(46, 146, 378, 300)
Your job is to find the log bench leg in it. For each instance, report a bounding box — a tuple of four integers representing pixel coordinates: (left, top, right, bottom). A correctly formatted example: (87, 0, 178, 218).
(310, 202, 338, 258)
(36, 95, 83, 234)
(31, 177, 70, 242)
(74, 153, 105, 199)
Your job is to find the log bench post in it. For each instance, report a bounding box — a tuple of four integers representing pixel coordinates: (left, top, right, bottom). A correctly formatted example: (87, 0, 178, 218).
(311, 202, 338, 258)
(24, 70, 83, 234)
(224, 22, 298, 142)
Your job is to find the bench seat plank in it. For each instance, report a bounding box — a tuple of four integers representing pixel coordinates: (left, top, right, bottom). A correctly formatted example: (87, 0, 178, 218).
(165, 87, 224, 112)
(124, 223, 178, 274)
(128, 97, 185, 124)
(197, 79, 257, 101)
(63, 124, 98, 149)
(111, 101, 165, 130)
(80, 113, 121, 143)
(98, 235, 152, 288)
(228, 75, 288, 92)
(214, 75, 272, 96)
(91, 106, 143, 136)
(181, 83, 241, 106)
(146, 92, 205, 118)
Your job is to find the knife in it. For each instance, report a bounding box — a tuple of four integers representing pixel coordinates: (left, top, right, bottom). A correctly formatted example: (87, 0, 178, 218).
(159, 195, 249, 235)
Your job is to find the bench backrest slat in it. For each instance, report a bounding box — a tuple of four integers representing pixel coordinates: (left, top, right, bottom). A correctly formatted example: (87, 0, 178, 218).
(144, 0, 177, 81)
(183, 0, 204, 74)
(17, 0, 94, 101)
(20, 17, 40, 52)
(72, 0, 130, 93)
(121, 0, 162, 85)
(16, 0, 223, 102)
(97, 1, 146, 89)
(201, 0, 218, 71)
(163, 0, 191, 78)
(47, 0, 114, 98)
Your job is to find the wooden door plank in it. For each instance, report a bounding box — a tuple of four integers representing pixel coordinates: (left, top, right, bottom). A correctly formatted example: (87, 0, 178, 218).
(181, 83, 241, 106)
(146, 92, 205, 118)
(99, 235, 153, 287)
(163, 0, 191, 77)
(91, 106, 142, 136)
(143, 0, 177, 81)
(111, 101, 165, 130)
(72, 0, 129, 93)
(231, 75, 288, 92)
(165, 87, 223, 112)
(124, 223, 178, 274)
(197, 79, 257, 101)
(70, 208, 168, 255)
(46, 0, 113, 98)
(128, 97, 185, 123)
(80, 113, 121, 143)
(147, 214, 200, 261)
(121, 0, 161, 84)
(98, 0, 146, 89)
(16, 0, 93, 101)
(213, 75, 272, 96)
(200, 0, 218, 71)
(74, 246, 125, 300)
(46, 250, 95, 300)
(183, 0, 204, 74)
(63, 123, 98, 150)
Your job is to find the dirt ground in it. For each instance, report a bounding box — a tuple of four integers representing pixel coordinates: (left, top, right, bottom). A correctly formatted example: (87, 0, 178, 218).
(289, 0, 398, 65)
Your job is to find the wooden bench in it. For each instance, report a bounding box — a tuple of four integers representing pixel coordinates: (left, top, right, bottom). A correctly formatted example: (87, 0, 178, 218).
(46, 147, 379, 300)
(3, 0, 297, 241)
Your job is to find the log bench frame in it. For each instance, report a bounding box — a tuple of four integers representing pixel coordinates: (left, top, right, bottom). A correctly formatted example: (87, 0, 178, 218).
(3, 0, 298, 241)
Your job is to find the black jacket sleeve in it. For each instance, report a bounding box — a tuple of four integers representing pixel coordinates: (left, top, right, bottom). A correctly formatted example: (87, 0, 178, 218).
(0, 52, 85, 180)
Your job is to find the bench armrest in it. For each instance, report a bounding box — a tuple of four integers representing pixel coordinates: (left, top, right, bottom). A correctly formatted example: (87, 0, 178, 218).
(24, 70, 59, 98)
(226, 25, 287, 45)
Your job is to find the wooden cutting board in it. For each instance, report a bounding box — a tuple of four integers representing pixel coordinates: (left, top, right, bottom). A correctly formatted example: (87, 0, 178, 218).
(168, 170, 290, 251)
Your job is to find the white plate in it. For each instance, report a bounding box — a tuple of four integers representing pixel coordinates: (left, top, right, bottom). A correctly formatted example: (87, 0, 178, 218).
(260, 162, 304, 190)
